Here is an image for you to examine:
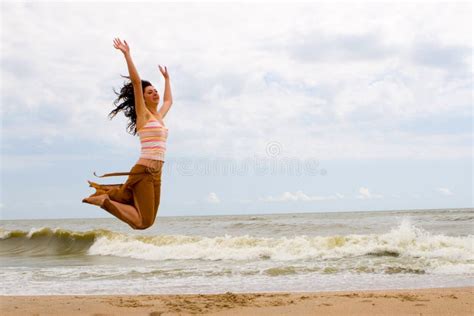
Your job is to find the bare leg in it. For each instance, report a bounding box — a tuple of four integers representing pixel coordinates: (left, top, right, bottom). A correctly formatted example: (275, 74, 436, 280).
(102, 199, 142, 229)
(82, 194, 142, 228)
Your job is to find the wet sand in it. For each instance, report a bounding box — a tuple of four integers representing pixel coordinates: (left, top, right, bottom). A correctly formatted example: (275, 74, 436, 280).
(1, 287, 472, 315)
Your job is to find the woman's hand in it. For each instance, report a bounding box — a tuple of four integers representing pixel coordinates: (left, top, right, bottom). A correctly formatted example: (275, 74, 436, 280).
(113, 38, 130, 55)
(158, 65, 169, 79)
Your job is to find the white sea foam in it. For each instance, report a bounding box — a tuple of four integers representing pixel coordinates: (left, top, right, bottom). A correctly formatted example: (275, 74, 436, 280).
(86, 220, 474, 275)
(2, 211, 473, 295)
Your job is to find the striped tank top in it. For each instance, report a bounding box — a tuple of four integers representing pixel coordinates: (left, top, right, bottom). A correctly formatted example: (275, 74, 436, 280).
(137, 117, 169, 161)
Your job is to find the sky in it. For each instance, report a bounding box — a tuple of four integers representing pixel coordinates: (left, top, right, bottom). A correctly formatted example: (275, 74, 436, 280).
(1, 0, 472, 220)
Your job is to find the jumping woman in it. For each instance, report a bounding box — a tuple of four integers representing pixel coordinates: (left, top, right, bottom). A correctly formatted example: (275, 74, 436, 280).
(82, 38, 172, 230)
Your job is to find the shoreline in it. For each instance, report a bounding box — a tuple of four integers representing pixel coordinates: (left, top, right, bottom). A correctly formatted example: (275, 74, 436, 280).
(2, 286, 472, 315)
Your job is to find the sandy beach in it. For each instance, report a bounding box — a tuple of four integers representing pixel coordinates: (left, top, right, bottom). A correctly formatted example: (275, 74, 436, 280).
(1, 287, 472, 315)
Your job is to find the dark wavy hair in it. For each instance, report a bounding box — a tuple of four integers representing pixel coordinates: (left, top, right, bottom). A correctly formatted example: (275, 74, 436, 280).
(109, 75, 152, 135)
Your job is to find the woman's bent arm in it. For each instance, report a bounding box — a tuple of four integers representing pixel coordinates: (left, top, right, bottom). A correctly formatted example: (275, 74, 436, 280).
(159, 78, 173, 118)
(163, 77, 172, 103)
(158, 65, 173, 119)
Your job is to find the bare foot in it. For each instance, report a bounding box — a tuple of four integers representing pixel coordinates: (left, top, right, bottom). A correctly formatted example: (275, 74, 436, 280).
(82, 194, 109, 206)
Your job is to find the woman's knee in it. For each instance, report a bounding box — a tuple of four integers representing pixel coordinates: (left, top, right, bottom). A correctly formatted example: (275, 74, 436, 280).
(132, 224, 148, 230)
(127, 220, 142, 230)
(133, 218, 155, 230)
(133, 223, 152, 230)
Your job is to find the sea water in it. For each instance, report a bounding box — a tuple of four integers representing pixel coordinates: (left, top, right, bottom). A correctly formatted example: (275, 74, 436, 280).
(1, 208, 473, 295)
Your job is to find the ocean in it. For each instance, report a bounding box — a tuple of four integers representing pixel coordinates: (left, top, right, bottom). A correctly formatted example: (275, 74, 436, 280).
(1, 208, 473, 295)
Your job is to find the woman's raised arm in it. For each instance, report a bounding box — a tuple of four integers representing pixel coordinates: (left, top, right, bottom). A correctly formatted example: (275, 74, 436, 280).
(113, 38, 147, 118)
(158, 65, 173, 119)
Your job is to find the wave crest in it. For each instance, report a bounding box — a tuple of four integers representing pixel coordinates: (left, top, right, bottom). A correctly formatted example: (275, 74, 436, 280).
(1, 221, 472, 272)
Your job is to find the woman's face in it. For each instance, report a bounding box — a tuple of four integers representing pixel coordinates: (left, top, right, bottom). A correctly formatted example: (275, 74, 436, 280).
(144, 85, 160, 107)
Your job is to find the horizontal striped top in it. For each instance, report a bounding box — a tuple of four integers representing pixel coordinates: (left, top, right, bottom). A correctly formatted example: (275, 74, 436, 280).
(137, 117, 169, 161)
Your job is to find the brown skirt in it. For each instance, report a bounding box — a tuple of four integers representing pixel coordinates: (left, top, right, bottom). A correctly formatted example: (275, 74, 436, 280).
(83, 162, 164, 229)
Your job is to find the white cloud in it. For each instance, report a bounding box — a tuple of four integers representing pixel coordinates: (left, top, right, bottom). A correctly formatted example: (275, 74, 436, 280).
(205, 192, 221, 204)
(259, 190, 344, 202)
(1, 2, 471, 161)
(356, 187, 383, 199)
(436, 187, 453, 196)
